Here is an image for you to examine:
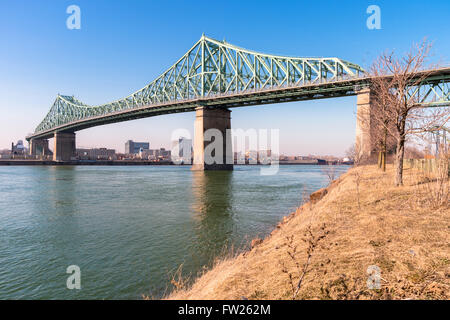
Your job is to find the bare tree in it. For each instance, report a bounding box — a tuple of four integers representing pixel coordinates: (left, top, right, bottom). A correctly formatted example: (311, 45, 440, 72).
(321, 164, 336, 185)
(369, 109, 397, 172)
(345, 143, 362, 166)
(368, 40, 450, 186)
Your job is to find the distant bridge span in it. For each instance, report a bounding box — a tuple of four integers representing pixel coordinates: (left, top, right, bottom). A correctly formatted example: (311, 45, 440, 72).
(26, 35, 450, 167)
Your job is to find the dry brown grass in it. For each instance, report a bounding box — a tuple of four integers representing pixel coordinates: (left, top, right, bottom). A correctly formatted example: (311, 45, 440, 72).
(167, 164, 449, 300)
(411, 158, 449, 210)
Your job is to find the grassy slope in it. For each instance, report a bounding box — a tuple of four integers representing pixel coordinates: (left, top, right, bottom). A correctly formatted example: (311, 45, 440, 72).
(168, 165, 449, 300)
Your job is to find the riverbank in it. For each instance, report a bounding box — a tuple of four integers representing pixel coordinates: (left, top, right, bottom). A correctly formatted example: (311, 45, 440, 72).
(0, 160, 351, 166)
(168, 164, 449, 300)
(0, 160, 173, 165)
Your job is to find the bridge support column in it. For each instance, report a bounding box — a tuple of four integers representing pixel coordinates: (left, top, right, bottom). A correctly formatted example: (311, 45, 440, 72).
(29, 139, 50, 157)
(53, 132, 76, 161)
(356, 88, 376, 161)
(192, 107, 233, 171)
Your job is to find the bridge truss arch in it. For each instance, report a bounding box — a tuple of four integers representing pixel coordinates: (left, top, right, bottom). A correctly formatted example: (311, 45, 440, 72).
(31, 35, 365, 137)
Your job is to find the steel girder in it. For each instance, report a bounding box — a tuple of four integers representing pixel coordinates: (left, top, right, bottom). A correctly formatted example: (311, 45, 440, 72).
(32, 35, 365, 136)
(408, 74, 450, 107)
(30, 35, 450, 140)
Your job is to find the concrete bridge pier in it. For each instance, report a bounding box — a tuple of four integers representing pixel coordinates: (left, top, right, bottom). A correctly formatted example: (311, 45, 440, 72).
(356, 88, 375, 161)
(53, 132, 76, 161)
(29, 139, 50, 157)
(192, 107, 233, 171)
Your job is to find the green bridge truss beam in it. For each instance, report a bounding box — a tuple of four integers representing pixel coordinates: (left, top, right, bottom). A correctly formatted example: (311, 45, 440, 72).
(29, 35, 449, 140)
(31, 35, 364, 136)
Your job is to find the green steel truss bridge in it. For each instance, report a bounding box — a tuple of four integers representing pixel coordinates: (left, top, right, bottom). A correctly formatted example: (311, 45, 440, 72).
(27, 35, 450, 141)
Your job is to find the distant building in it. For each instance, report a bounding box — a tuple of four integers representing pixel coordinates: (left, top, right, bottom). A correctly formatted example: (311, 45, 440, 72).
(148, 148, 171, 161)
(0, 149, 11, 159)
(11, 140, 26, 155)
(172, 137, 192, 163)
(158, 148, 171, 161)
(125, 140, 149, 154)
(234, 151, 244, 164)
(257, 150, 272, 164)
(178, 137, 192, 162)
(76, 148, 116, 160)
(246, 150, 258, 164)
(139, 148, 152, 160)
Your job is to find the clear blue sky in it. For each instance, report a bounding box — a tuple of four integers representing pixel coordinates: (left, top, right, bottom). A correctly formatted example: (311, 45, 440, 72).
(0, 0, 449, 155)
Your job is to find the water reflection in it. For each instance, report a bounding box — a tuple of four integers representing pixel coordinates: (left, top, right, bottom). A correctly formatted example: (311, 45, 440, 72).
(190, 170, 234, 259)
(48, 166, 78, 216)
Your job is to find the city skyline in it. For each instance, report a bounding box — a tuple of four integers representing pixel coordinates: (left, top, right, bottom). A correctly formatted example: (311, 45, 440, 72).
(1, 1, 450, 156)
(2, 137, 353, 159)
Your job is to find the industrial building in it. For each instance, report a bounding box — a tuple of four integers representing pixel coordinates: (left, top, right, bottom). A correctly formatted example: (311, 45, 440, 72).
(125, 140, 150, 154)
(76, 148, 116, 160)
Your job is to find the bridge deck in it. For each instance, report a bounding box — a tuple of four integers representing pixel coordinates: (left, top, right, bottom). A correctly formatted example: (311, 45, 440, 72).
(27, 77, 370, 140)
(26, 33, 450, 142)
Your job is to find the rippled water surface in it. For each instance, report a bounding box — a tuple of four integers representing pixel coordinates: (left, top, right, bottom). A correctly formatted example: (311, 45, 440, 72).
(0, 165, 349, 299)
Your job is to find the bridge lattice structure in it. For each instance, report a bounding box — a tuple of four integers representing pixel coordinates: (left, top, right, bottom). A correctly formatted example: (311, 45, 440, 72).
(29, 35, 450, 140)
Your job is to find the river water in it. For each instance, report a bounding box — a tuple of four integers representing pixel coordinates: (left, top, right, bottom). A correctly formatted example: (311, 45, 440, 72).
(0, 165, 349, 299)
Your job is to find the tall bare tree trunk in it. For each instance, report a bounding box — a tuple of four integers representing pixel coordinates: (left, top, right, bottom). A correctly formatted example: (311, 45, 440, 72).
(378, 151, 382, 168)
(367, 40, 442, 186)
(395, 137, 405, 186)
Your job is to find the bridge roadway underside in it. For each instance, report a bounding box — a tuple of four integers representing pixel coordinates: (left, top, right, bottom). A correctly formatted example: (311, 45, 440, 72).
(27, 78, 390, 166)
(27, 79, 365, 142)
(27, 67, 450, 168)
